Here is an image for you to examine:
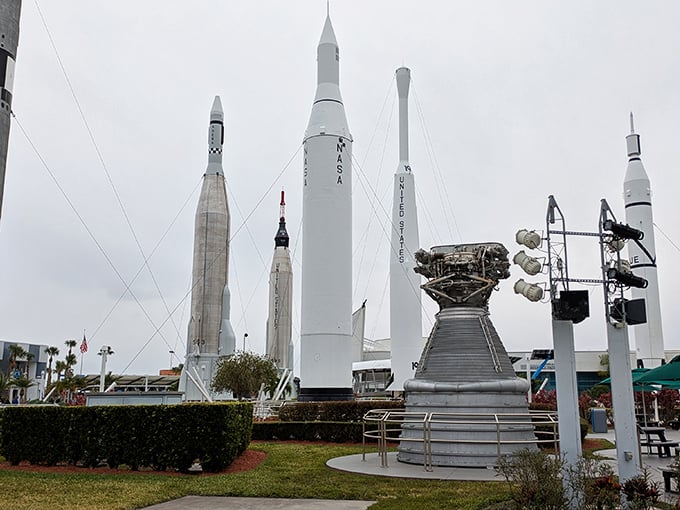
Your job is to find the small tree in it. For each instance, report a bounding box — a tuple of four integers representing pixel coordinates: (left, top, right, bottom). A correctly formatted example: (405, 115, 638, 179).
(212, 351, 278, 400)
(12, 374, 35, 404)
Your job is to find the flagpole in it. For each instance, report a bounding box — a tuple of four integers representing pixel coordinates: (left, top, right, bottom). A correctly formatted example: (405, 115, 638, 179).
(79, 329, 86, 376)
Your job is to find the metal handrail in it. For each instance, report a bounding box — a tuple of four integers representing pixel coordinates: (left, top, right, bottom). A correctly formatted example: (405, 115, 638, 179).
(363, 409, 560, 471)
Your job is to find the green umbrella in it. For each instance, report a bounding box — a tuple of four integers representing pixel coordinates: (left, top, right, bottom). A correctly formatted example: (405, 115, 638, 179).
(637, 355, 680, 384)
(599, 368, 654, 390)
(599, 368, 657, 423)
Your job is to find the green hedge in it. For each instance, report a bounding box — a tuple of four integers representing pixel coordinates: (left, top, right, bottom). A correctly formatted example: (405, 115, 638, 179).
(278, 400, 404, 422)
(0, 402, 252, 472)
(252, 421, 379, 442)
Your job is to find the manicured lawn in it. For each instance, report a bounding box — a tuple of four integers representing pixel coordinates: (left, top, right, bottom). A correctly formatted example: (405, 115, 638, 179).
(0, 439, 616, 510)
(0, 442, 512, 510)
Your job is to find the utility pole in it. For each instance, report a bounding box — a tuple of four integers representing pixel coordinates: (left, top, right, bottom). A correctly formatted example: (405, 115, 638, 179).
(98, 346, 114, 392)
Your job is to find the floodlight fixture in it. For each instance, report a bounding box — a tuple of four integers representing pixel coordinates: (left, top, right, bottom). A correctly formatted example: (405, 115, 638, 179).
(609, 298, 647, 325)
(514, 279, 544, 302)
(607, 268, 648, 289)
(553, 290, 590, 324)
(513, 250, 542, 275)
(606, 237, 626, 253)
(603, 219, 644, 241)
(620, 259, 632, 273)
(516, 229, 542, 249)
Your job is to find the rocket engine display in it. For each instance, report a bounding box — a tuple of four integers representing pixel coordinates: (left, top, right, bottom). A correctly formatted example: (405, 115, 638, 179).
(180, 96, 236, 401)
(398, 243, 536, 467)
(299, 14, 354, 401)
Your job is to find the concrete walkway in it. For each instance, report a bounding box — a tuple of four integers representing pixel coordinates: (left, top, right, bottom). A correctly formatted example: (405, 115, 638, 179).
(142, 496, 375, 510)
(589, 427, 680, 503)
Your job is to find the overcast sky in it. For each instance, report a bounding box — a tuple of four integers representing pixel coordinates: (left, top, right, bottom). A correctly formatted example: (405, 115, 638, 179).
(1, 1, 679, 376)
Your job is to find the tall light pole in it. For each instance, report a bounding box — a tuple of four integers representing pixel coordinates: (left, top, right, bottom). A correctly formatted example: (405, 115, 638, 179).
(98, 346, 114, 392)
(515, 196, 589, 506)
(515, 195, 649, 503)
(599, 199, 647, 484)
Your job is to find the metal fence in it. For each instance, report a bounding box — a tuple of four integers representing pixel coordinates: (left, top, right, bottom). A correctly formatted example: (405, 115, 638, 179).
(362, 409, 559, 471)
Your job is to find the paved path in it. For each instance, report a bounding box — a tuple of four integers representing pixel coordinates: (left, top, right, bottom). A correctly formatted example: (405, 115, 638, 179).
(590, 427, 680, 504)
(142, 496, 375, 510)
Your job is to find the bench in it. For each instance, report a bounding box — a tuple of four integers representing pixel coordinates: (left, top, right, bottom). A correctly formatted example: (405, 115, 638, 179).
(646, 441, 680, 458)
(661, 467, 679, 492)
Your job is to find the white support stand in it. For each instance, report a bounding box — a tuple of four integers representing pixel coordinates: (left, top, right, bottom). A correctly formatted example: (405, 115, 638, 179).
(525, 353, 532, 403)
(188, 367, 214, 403)
(552, 319, 583, 507)
(607, 322, 641, 484)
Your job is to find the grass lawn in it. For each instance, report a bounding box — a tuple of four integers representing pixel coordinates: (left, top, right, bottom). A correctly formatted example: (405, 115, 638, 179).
(0, 442, 512, 510)
(0, 439, 617, 510)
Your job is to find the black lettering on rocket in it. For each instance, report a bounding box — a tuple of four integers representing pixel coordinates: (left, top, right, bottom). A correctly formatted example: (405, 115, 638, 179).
(304, 147, 308, 186)
(336, 137, 346, 185)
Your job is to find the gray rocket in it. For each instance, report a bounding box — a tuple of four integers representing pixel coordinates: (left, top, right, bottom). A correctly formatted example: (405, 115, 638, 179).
(266, 191, 293, 371)
(0, 0, 21, 221)
(181, 96, 236, 401)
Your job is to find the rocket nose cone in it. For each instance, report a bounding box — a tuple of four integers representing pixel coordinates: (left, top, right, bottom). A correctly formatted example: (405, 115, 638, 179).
(319, 15, 338, 46)
(211, 96, 224, 120)
(396, 67, 411, 98)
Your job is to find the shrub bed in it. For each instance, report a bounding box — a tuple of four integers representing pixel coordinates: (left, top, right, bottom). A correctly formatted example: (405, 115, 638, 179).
(0, 402, 252, 472)
(277, 400, 404, 422)
(252, 420, 380, 442)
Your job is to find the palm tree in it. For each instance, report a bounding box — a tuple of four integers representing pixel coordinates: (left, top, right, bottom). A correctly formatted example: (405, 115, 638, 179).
(44, 346, 60, 388)
(54, 360, 68, 386)
(7, 344, 27, 376)
(103, 371, 118, 390)
(64, 353, 78, 377)
(12, 374, 35, 404)
(0, 373, 10, 402)
(23, 352, 35, 375)
(64, 339, 77, 357)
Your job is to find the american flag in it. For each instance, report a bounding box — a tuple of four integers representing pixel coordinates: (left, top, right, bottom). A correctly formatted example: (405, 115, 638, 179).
(80, 335, 88, 354)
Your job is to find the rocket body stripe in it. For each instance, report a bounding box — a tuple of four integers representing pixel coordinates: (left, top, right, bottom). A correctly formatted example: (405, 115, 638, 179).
(299, 15, 353, 400)
(623, 126, 664, 368)
(0, 0, 21, 221)
(181, 96, 236, 400)
(390, 67, 423, 392)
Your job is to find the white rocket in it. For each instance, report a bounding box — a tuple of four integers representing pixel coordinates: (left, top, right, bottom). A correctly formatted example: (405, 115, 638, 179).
(299, 14, 354, 401)
(389, 67, 423, 392)
(266, 191, 293, 371)
(624, 115, 665, 368)
(181, 96, 236, 400)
